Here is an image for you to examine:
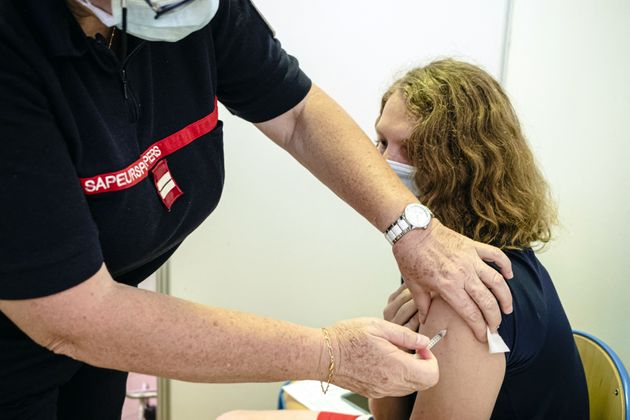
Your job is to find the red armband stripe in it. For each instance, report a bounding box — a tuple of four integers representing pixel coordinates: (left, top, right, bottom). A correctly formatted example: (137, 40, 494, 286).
(80, 97, 219, 195)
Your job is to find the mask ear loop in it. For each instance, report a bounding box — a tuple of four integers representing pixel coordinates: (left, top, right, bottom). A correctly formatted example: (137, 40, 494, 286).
(120, 0, 128, 61)
(119, 0, 130, 100)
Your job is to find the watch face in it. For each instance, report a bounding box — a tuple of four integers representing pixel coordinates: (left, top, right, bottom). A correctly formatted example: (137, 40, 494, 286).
(405, 204, 431, 228)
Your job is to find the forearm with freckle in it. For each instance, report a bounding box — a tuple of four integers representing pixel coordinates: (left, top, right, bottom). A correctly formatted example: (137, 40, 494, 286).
(77, 290, 322, 382)
(264, 84, 419, 231)
(0, 268, 324, 383)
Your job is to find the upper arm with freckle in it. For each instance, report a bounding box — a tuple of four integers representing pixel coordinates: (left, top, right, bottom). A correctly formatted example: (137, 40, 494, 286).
(0, 264, 115, 355)
(254, 84, 312, 150)
(412, 297, 506, 420)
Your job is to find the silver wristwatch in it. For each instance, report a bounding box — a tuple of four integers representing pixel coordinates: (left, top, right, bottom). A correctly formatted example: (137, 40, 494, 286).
(384, 203, 433, 245)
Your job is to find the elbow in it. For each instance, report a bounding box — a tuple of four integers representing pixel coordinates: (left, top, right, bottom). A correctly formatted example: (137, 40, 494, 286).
(0, 264, 116, 363)
(255, 84, 315, 155)
(42, 334, 81, 360)
(281, 93, 308, 157)
(27, 325, 83, 361)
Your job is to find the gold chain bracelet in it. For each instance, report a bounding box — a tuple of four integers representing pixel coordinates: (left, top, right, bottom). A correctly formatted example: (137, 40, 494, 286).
(320, 327, 335, 394)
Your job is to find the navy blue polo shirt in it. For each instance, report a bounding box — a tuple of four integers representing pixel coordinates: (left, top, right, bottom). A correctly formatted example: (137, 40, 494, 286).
(0, 0, 310, 409)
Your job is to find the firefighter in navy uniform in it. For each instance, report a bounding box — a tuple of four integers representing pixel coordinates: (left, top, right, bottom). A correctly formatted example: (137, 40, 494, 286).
(0, 1, 514, 418)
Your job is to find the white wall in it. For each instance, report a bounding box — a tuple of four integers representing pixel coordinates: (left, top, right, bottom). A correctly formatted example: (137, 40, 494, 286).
(167, 1, 508, 418)
(504, 0, 630, 366)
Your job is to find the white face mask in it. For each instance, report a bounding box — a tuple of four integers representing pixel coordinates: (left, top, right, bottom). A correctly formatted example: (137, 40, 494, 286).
(387, 159, 419, 196)
(78, 0, 220, 42)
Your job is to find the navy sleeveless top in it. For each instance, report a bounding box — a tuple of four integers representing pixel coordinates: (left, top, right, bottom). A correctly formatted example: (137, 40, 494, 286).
(490, 249, 589, 419)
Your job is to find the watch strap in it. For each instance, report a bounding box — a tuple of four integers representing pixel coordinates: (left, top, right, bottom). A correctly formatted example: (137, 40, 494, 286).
(385, 217, 413, 245)
(384, 204, 433, 245)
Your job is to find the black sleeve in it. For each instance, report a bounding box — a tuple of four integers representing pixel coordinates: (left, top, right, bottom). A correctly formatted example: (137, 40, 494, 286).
(498, 253, 548, 369)
(211, 0, 312, 123)
(0, 43, 103, 299)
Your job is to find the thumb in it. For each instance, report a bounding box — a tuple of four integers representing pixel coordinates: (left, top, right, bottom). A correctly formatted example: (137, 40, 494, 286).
(415, 347, 436, 361)
(383, 321, 430, 351)
(407, 349, 440, 390)
(411, 288, 432, 324)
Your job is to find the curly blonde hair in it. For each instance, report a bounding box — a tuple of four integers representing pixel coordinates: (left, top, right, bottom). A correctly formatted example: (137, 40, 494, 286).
(381, 59, 557, 249)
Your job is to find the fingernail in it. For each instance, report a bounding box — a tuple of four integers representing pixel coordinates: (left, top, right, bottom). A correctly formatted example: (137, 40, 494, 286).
(417, 334, 429, 347)
(506, 306, 513, 314)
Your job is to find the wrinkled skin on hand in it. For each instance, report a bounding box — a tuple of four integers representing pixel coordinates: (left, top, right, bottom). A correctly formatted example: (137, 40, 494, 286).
(392, 219, 513, 341)
(324, 318, 438, 398)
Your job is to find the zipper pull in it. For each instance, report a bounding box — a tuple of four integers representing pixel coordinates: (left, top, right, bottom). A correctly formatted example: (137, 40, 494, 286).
(122, 68, 129, 99)
(120, 67, 140, 122)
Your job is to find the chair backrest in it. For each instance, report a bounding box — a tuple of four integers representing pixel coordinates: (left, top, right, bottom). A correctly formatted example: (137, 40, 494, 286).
(573, 330, 629, 420)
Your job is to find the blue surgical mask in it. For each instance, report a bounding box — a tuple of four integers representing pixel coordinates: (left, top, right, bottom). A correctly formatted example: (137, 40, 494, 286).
(79, 0, 220, 42)
(387, 159, 419, 196)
